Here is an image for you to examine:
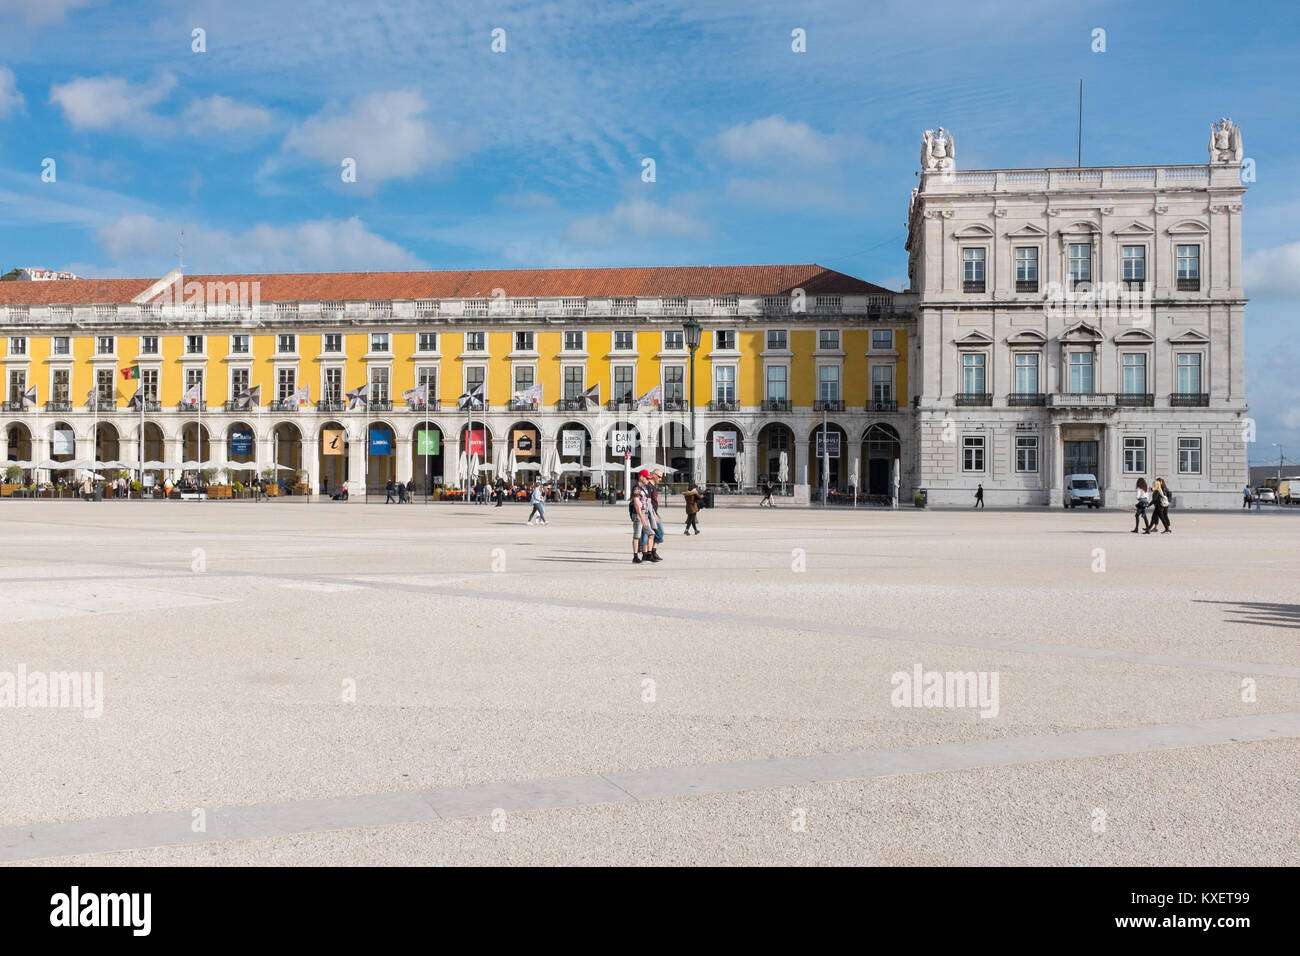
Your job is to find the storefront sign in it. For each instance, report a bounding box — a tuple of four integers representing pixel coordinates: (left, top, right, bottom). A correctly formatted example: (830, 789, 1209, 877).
(322, 429, 345, 456)
(229, 430, 253, 456)
(561, 430, 585, 456)
(369, 428, 392, 456)
(609, 429, 638, 455)
(816, 432, 842, 458)
(53, 428, 74, 456)
(514, 429, 537, 456)
(417, 429, 440, 455)
(463, 430, 485, 456)
(712, 431, 738, 457)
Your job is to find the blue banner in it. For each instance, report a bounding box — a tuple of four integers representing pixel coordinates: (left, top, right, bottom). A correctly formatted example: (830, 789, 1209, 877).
(230, 430, 253, 456)
(369, 428, 392, 456)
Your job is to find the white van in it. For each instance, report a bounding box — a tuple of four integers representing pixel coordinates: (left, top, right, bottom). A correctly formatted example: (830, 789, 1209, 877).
(1064, 474, 1102, 509)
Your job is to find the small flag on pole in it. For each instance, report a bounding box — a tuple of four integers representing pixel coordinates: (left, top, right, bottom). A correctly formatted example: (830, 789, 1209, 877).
(120, 365, 140, 381)
(85, 388, 96, 406)
(635, 384, 663, 408)
(346, 385, 368, 410)
(21, 385, 37, 408)
(234, 384, 261, 410)
(403, 382, 428, 407)
(291, 384, 309, 406)
(457, 382, 485, 410)
(181, 383, 202, 406)
(578, 383, 601, 410)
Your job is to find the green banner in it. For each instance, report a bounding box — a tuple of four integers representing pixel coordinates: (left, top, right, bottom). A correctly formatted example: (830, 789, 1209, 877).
(417, 430, 440, 455)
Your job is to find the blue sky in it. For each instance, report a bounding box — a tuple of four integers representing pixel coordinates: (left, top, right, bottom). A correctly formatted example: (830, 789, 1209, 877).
(0, 0, 1297, 460)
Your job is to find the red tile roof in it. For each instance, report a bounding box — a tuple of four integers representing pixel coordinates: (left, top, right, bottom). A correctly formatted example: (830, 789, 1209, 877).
(0, 264, 893, 306)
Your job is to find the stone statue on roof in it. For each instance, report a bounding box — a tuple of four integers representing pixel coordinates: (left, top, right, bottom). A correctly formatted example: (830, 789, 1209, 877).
(1208, 118, 1243, 164)
(921, 128, 956, 171)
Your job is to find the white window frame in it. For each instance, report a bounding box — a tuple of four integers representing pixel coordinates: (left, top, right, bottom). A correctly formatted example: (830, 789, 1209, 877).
(1123, 437, 1147, 474)
(1015, 436, 1039, 473)
(962, 435, 986, 473)
(1178, 436, 1202, 475)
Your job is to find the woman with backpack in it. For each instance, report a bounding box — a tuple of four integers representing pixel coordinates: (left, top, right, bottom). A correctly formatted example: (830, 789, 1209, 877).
(1133, 477, 1151, 533)
(1147, 477, 1172, 534)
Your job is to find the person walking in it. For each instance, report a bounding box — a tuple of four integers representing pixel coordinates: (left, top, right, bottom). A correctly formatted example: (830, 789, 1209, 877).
(1148, 477, 1172, 534)
(1243, 484, 1253, 510)
(384, 478, 396, 503)
(683, 482, 703, 534)
(759, 478, 774, 507)
(642, 469, 666, 561)
(526, 482, 548, 525)
(1134, 477, 1152, 533)
(974, 484, 985, 509)
(630, 470, 657, 563)
(494, 478, 505, 507)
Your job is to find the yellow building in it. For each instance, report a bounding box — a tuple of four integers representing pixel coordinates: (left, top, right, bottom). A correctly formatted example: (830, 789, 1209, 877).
(1, 265, 910, 496)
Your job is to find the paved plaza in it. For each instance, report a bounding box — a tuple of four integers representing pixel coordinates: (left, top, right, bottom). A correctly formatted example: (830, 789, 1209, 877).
(0, 499, 1296, 866)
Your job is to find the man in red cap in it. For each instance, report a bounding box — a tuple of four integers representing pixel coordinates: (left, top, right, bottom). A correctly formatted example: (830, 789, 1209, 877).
(629, 469, 657, 564)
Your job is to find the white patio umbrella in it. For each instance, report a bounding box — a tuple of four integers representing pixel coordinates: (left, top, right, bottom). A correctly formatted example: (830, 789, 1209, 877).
(180, 460, 205, 470)
(734, 454, 746, 490)
(36, 459, 66, 469)
(514, 461, 541, 472)
(777, 451, 789, 484)
(892, 458, 901, 509)
(6, 460, 36, 469)
(66, 459, 96, 469)
(141, 460, 168, 470)
(850, 459, 860, 488)
(455, 450, 468, 484)
(558, 462, 584, 474)
(540, 446, 558, 480)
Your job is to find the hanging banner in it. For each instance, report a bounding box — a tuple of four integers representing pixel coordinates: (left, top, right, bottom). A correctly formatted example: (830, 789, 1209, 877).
(322, 429, 345, 456)
(369, 428, 393, 456)
(609, 428, 638, 455)
(513, 429, 537, 457)
(561, 429, 585, 456)
(417, 429, 440, 455)
(53, 427, 75, 456)
(816, 432, 842, 458)
(463, 429, 485, 456)
(229, 429, 253, 456)
(712, 431, 738, 457)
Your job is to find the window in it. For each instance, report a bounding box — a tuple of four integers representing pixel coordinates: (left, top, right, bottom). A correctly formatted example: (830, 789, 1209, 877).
(93, 368, 113, 404)
(962, 248, 986, 291)
(663, 330, 685, 351)
(231, 368, 250, 398)
(1068, 243, 1092, 286)
(563, 330, 584, 352)
(563, 366, 584, 400)
(52, 368, 70, 403)
(1014, 352, 1039, 394)
(97, 336, 115, 355)
(817, 365, 840, 402)
(184, 367, 204, 401)
(52, 336, 71, 356)
(8, 336, 26, 355)
(715, 329, 736, 351)
(1176, 353, 1202, 393)
(324, 367, 342, 403)
(140, 368, 158, 400)
(322, 333, 342, 353)
(1068, 352, 1094, 394)
(1016, 436, 1039, 473)
(369, 367, 390, 404)
(664, 366, 684, 403)
(1015, 247, 1038, 291)
(139, 335, 158, 355)
(1122, 353, 1147, 394)
(418, 332, 438, 353)
(513, 331, 534, 352)
(465, 332, 486, 352)
(7, 369, 25, 403)
(417, 366, 437, 398)
(370, 332, 390, 353)
(277, 334, 296, 354)
(1176, 244, 1200, 290)
(1122, 245, 1146, 283)
(963, 436, 985, 472)
(513, 365, 534, 394)
(613, 330, 634, 351)
(817, 329, 840, 351)
(715, 366, 737, 403)
(766, 329, 788, 351)
(766, 365, 788, 402)
(871, 364, 894, 403)
(230, 334, 250, 354)
(184, 335, 203, 355)
(962, 353, 986, 394)
(613, 366, 634, 402)
(1178, 437, 1202, 474)
(1124, 437, 1147, 474)
(277, 367, 296, 402)
(871, 329, 893, 351)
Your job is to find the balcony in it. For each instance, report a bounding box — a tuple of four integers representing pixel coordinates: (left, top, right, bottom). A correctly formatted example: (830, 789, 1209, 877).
(813, 399, 844, 412)
(954, 393, 993, 407)
(1016, 280, 1038, 293)
(177, 402, 207, 411)
(710, 399, 740, 412)
(662, 398, 687, 412)
(1176, 278, 1201, 292)
(866, 399, 899, 412)
(222, 399, 253, 412)
(2, 400, 22, 412)
(963, 280, 986, 293)
(1048, 393, 1113, 408)
(45, 401, 73, 412)
(270, 399, 301, 412)
(407, 396, 438, 411)
(1170, 392, 1209, 407)
(1124, 279, 1146, 292)
(368, 400, 393, 412)
(1006, 393, 1046, 407)
(317, 400, 345, 412)
(762, 398, 791, 412)
(557, 398, 590, 412)
(1115, 392, 1154, 407)
(607, 399, 635, 412)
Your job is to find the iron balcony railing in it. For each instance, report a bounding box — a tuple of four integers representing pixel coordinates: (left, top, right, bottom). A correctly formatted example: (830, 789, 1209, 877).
(2, 400, 23, 412)
(270, 399, 302, 412)
(963, 280, 986, 293)
(177, 402, 207, 411)
(317, 399, 345, 412)
(866, 398, 899, 412)
(1176, 278, 1201, 292)
(368, 400, 393, 412)
(762, 398, 791, 412)
(813, 399, 845, 412)
(506, 399, 536, 412)
(1048, 393, 1113, 408)
(1007, 393, 1046, 407)
(710, 399, 739, 412)
(1115, 392, 1155, 407)
(45, 401, 73, 412)
(1170, 392, 1209, 407)
(662, 398, 687, 411)
(1016, 279, 1039, 293)
(954, 393, 993, 406)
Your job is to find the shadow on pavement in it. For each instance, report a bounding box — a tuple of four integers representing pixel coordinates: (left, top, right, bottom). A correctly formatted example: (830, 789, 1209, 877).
(1195, 600, 1300, 630)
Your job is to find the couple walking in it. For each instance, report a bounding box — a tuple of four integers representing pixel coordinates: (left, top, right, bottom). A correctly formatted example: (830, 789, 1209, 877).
(630, 467, 668, 563)
(1133, 477, 1173, 534)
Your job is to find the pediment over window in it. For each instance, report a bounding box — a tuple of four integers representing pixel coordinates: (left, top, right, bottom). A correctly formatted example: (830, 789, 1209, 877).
(954, 329, 994, 346)
(1005, 224, 1048, 239)
(1111, 221, 1155, 237)
(1113, 327, 1155, 344)
(1059, 220, 1100, 236)
(1060, 320, 1103, 342)
(1167, 219, 1209, 235)
(1168, 328, 1210, 344)
(1006, 329, 1047, 346)
(952, 223, 995, 239)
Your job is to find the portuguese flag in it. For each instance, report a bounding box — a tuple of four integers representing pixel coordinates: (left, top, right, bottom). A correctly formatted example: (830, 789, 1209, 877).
(120, 365, 140, 381)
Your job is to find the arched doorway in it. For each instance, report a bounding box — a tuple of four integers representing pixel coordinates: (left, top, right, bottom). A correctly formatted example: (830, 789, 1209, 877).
(863, 423, 901, 496)
(273, 422, 303, 473)
(656, 421, 692, 479)
(809, 422, 847, 492)
(5, 423, 32, 462)
(181, 422, 210, 464)
(604, 421, 641, 471)
(318, 422, 348, 495)
(411, 422, 444, 494)
(226, 421, 257, 481)
(706, 422, 743, 485)
(365, 421, 396, 493)
(95, 422, 120, 462)
(758, 423, 794, 487)
(49, 421, 76, 463)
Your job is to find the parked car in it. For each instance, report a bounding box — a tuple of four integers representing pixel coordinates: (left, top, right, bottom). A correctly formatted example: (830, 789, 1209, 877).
(1254, 486, 1277, 504)
(1064, 474, 1102, 509)
(1277, 478, 1300, 504)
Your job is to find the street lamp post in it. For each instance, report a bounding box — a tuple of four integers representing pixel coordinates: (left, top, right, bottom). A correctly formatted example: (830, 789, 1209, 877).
(683, 317, 702, 486)
(1274, 443, 1284, 485)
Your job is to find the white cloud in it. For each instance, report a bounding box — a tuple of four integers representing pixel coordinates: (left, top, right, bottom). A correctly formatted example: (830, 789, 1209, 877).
(1243, 241, 1300, 297)
(714, 115, 844, 166)
(94, 214, 426, 274)
(281, 89, 454, 185)
(1, 0, 93, 26)
(566, 197, 708, 245)
(0, 66, 24, 117)
(183, 94, 272, 134)
(48, 73, 175, 131)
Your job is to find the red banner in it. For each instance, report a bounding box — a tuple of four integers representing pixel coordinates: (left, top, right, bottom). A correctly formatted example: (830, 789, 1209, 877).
(463, 429, 486, 455)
